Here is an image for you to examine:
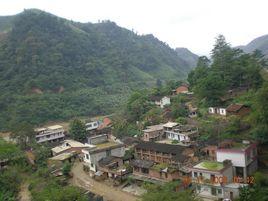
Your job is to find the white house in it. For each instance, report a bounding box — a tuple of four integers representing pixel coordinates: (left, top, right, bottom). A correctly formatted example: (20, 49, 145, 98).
(190, 160, 247, 200)
(208, 107, 226, 116)
(82, 141, 125, 174)
(35, 125, 65, 143)
(153, 96, 171, 108)
(216, 141, 258, 181)
(164, 124, 198, 146)
(85, 121, 99, 131)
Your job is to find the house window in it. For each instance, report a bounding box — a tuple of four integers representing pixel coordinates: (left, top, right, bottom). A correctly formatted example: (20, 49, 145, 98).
(211, 187, 217, 196)
(217, 189, 222, 194)
(141, 168, 149, 174)
(86, 154, 89, 160)
(106, 150, 111, 156)
(199, 173, 203, 177)
(194, 172, 198, 177)
(247, 153, 250, 161)
(197, 185, 201, 191)
(91, 163, 94, 168)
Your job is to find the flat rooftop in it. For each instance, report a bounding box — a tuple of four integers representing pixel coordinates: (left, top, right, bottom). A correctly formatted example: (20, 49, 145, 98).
(143, 124, 164, 132)
(95, 141, 119, 149)
(163, 122, 178, 128)
(194, 161, 224, 171)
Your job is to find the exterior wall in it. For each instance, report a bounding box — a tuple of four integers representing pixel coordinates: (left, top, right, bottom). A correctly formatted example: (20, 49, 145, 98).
(83, 146, 125, 172)
(85, 121, 99, 131)
(208, 107, 226, 116)
(202, 146, 217, 160)
(143, 130, 163, 142)
(208, 107, 215, 114)
(196, 185, 224, 199)
(191, 165, 233, 184)
(88, 134, 108, 145)
(223, 187, 240, 200)
(36, 132, 65, 143)
(160, 97, 171, 108)
(218, 108, 226, 116)
(217, 151, 246, 167)
(166, 131, 189, 142)
(135, 148, 173, 164)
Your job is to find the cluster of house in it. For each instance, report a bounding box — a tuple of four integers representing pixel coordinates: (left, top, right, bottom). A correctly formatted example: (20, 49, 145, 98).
(31, 88, 255, 200)
(151, 84, 193, 109)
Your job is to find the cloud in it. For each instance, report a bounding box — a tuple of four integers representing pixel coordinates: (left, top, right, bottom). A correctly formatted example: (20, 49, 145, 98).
(1, 0, 268, 55)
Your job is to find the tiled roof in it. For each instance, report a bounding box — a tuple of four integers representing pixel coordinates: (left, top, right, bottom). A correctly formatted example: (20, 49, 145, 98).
(226, 104, 245, 112)
(131, 159, 154, 169)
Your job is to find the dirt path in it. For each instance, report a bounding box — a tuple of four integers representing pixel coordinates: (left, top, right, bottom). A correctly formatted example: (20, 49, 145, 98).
(18, 182, 32, 201)
(70, 162, 138, 201)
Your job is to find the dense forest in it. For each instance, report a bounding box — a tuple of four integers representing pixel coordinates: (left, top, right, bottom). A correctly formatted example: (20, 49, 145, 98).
(0, 9, 197, 131)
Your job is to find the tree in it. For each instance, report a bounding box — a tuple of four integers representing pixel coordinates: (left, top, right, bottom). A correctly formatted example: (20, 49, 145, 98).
(251, 82, 268, 142)
(62, 162, 72, 176)
(10, 122, 35, 149)
(194, 72, 226, 106)
(69, 119, 87, 142)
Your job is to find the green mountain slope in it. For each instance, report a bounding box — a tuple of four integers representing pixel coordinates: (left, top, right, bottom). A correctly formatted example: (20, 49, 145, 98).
(175, 47, 198, 68)
(0, 9, 192, 130)
(238, 34, 268, 57)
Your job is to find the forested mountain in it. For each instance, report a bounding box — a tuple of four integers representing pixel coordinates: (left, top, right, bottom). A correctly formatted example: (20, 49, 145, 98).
(238, 34, 268, 57)
(175, 47, 198, 69)
(0, 9, 192, 130)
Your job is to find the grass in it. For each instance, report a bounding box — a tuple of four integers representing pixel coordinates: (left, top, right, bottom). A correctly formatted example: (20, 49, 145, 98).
(196, 161, 224, 171)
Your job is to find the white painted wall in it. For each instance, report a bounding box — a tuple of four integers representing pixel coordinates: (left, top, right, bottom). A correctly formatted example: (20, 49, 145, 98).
(160, 97, 171, 108)
(82, 146, 125, 172)
(216, 151, 246, 167)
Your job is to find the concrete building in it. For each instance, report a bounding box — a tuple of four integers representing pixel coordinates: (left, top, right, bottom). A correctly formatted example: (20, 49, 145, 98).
(82, 140, 125, 174)
(142, 124, 164, 142)
(216, 141, 258, 181)
(85, 121, 99, 132)
(190, 160, 246, 200)
(35, 125, 65, 143)
(51, 140, 90, 156)
(164, 123, 198, 146)
(134, 141, 191, 165)
(208, 107, 227, 116)
(131, 159, 185, 183)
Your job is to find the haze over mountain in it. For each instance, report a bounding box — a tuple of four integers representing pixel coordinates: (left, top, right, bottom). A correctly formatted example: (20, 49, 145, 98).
(175, 48, 198, 69)
(0, 9, 196, 130)
(238, 34, 268, 57)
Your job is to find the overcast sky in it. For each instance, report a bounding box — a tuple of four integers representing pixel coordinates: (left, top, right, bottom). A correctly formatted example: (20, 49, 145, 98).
(1, 0, 268, 55)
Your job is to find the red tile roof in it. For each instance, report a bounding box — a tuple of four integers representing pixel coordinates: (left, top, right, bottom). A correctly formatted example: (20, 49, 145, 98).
(176, 86, 189, 94)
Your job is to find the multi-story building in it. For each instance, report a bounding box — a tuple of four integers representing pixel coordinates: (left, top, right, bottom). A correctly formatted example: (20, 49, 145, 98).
(190, 160, 247, 200)
(142, 124, 164, 142)
(85, 121, 99, 132)
(164, 123, 198, 146)
(134, 141, 191, 166)
(82, 140, 125, 174)
(35, 125, 65, 143)
(216, 140, 258, 181)
(132, 141, 192, 183)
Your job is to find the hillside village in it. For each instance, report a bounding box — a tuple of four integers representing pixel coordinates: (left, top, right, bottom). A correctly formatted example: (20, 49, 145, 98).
(1, 10, 268, 201)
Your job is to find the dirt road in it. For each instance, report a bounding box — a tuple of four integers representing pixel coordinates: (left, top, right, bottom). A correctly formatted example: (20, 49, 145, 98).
(70, 162, 138, 201)
(18, 182, 32, 201)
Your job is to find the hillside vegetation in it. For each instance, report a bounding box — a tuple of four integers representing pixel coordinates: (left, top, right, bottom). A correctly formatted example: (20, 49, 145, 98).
(0, 9, 194, 130)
